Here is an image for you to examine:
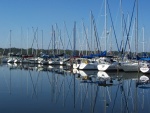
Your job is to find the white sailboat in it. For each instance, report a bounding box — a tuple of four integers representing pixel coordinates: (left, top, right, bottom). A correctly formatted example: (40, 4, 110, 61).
(121, 0, 142, 72)
(6, 30, 14, 63)
(97, 0, 120, 71)
(122, 26, 145, 72)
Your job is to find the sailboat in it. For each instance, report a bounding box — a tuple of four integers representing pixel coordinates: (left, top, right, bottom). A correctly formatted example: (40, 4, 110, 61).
(48, 25, 66, 65)
(96, 0, 121, 72)
(120, 0, 145, 72)
(122, 26, 147, 72)
(7, 30, 15, 63)
(1, 48, 9, 63)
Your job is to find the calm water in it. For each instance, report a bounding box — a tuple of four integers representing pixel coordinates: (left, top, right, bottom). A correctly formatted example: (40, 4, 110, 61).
(0, 63, 150, 113)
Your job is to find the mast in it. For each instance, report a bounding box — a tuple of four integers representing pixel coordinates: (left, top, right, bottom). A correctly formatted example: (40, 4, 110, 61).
(105, 0, 107, 51)
(41, 30, 43, 53)
(52, 26, 56, 56)
(36, 28, 38, 56)
(110, 26, 112, 53)
(9, 30, 12, 54)
(90, 10, 93, 53)
(86, 28, 88, 55)
(73, 21, 76, 56)
(136, 0, 138, 55)
(54, 29, 56, 56)
(27, 28, 29, 55)
(63, 22, 66, 54)
(82, 21, 84, 55)
(135, 18, 136, 55)
(55, 24, 58, 55)
(142, 27, 144, 52)
(21, 27, 23, 54)
(120, 0, 124, 52)
(127, 13, 131, 52)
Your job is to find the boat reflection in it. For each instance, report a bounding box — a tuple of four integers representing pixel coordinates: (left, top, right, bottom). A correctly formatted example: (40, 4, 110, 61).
(1, 63, 150, 113)
(97, 71, 110, 80)
(136, 75, 150, 88)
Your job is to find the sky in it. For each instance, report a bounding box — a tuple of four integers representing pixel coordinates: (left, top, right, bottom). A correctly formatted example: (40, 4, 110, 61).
(0, 0, 150, 53)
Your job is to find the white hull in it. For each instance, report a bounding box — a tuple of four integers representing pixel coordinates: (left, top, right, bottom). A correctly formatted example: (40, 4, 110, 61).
(79, 63, 98, 70)
(121, 62, 141, 72)
(7, 59, 14, 63)
(21, 59, 30, 63)
(48, 61, 60, 65)
(40, 60, 49, 65)
(66, 62, 71, 66)
(48, 60, 64, 65)
(14, 59, 21, 63)
(28, 58, 38, 64)
(60, 61, 65, 65)
(140, 66, 150, 73)
(97, 62, 119, 71)
(73, 64, 80, 69)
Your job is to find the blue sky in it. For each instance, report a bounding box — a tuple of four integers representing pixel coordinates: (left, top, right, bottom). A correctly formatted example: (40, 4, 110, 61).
(0, 0, 149, 52)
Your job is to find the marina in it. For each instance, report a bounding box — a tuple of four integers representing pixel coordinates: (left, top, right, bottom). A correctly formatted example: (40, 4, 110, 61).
(0, 0, 150, 112)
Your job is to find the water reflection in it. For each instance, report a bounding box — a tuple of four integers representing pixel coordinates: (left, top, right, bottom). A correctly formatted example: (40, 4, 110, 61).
(0, 63, 150, 113)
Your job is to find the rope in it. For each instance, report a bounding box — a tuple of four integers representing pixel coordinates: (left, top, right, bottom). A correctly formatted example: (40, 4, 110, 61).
(107, 1, 120, 52)
(91, 13, 101, 52)
(82, 20, 91, 53)
(124, 0, 136, 55)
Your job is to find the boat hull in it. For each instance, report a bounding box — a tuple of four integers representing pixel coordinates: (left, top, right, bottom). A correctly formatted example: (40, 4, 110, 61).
(122, 63, 140, 72)
(140, 66, 150, 73)
(73, 64, 80, 69)
(97, 63, 119, 71)
(79, 63, 98, 70)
